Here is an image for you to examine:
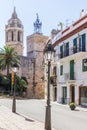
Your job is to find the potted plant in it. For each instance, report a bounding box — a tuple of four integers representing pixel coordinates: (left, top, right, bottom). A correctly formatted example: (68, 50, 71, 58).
(69, 102, 76, 110)
(50, 75, 57, 85)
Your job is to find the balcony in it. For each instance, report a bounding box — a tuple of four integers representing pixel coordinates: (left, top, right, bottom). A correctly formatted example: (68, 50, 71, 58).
(50, 75, 57, 86)
(59, 45, 86, 59)
(64, 72, 76, 81)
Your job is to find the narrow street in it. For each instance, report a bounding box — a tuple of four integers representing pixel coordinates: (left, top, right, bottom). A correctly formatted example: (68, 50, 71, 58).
(0, 98, 87, 130)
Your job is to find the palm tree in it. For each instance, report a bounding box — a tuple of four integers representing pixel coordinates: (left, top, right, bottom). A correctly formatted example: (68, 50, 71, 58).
(16, 76, 28, 96)
(0, 46, 20, 75)
(19, 79, 27, 96)
(57, 22, 64, 31)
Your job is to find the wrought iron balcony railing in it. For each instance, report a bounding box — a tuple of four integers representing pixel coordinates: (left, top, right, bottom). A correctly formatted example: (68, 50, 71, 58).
(64, 72, 76, 80)
(59, 45, 86, 59)
(50, 75, 57, 86)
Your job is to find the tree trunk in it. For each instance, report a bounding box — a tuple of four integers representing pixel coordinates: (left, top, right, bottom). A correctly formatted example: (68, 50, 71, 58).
(7, 65, 9, 75)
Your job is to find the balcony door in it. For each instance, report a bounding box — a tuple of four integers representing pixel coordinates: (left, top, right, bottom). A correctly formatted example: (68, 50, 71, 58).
(82, 33, 86, 52)
(62, 87, 67, 104)
(60, 45, 63, 58)
(70, 60, 74, 80)
(73, 38, 77, 53)
(66, 42, 69, 56)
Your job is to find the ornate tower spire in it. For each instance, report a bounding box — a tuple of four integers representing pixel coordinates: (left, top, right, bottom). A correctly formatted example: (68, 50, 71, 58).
(33, 13, 42, 34)
(5, 7, 24, 56)
(12, 7, 17, 19)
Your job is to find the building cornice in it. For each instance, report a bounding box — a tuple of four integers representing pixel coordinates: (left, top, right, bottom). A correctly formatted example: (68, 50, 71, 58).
(53, 22, 87, 47)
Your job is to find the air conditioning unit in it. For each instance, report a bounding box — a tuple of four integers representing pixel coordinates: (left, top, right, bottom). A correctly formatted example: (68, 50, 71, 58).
(64, 73, 69, 80)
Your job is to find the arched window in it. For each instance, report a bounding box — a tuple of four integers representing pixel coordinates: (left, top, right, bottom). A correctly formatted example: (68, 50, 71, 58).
(12, 31, 14, 41)
(18, 31, 20, 41)
(6, 32, 8, 42)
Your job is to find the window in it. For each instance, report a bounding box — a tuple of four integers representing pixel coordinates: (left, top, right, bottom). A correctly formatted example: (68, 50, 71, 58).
(18, 31, 20, 41)
(60, 45, 63, 58)
(70, 60, 74, 80)
(79, 37, 81, 51)
(66, 42, 69, 56)
(60, 65, 63, 75)
(73, 38, 77, 53)
(82, 59, 87, 72)
(82, 33, 86, 51)
(12, 31, 14, 41)
(80, 87, 87, 106)
(6, 32, 8, 42)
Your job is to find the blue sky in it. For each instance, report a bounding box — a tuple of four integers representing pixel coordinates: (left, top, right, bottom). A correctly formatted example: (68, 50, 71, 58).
(0, 0, 87, 55)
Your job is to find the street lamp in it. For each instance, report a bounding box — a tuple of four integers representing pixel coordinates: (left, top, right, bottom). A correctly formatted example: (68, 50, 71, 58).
(11, 63, 18, 113)
(44, 43, 55, 130)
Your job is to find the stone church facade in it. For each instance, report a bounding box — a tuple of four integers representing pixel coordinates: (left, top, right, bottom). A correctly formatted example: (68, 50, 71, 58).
(4, 8, 48, 98)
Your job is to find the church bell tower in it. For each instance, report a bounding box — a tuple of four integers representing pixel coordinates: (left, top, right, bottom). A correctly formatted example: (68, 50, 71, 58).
(5, 7, 24, 56)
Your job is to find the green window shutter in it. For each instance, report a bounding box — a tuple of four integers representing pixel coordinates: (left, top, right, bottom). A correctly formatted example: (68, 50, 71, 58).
(82, 59, 87, 72)
(70, 60, 74, 80)
(60, 65, 63, 75)
(82, 59, 84, 71)
(79, 37, 81, 51)
(60, 45, 63, 58)
(82, 33, 86, 51)
(73, 38, 77, 53)
(66, 42, 69, 56)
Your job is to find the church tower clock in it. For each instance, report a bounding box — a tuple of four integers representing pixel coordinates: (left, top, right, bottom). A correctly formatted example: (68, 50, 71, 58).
(5, 7, 24, 56)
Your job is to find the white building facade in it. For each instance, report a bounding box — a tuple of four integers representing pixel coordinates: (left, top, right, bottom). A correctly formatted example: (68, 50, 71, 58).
(52, 11, 87, 107)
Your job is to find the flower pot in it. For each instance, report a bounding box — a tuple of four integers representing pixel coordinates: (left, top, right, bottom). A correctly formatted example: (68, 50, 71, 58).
(69, 102, 76, 110)
(70, 106, 75, 110)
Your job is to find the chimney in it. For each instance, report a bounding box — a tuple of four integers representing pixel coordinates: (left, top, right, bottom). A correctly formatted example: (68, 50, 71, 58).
(80, 9, 86, 18)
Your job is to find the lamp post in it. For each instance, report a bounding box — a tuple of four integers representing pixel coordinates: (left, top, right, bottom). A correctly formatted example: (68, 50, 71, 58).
(44, 44, 55, 130)
(12, 63, 18, 113)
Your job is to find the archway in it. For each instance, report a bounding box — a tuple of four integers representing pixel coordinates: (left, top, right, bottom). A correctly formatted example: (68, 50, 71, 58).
(70, 85, 75, 102)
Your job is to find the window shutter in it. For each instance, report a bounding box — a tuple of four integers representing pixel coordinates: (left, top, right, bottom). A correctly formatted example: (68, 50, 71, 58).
(73, 38, 77, 53)
(82, 33, 86, 51)
(66, 42, 69, 56)
(60, 65, 63, 75)
(82, 59, 87, 72)
(60, 45, 63, 58)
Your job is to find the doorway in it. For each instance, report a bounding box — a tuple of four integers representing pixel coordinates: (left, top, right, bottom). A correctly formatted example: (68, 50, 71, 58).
(62, 87, 67, 104)
(70, 86, 75, 102)
(79, 87, 87, 107)
(54, 87, 57, 101)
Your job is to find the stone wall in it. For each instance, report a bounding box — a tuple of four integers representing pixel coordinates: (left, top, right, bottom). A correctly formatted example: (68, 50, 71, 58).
(0, 33, 48, 99)
(26, 33, 48, 98)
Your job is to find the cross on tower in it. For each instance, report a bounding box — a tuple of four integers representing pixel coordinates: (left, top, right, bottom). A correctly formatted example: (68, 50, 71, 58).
(34, 13, 42, 34)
